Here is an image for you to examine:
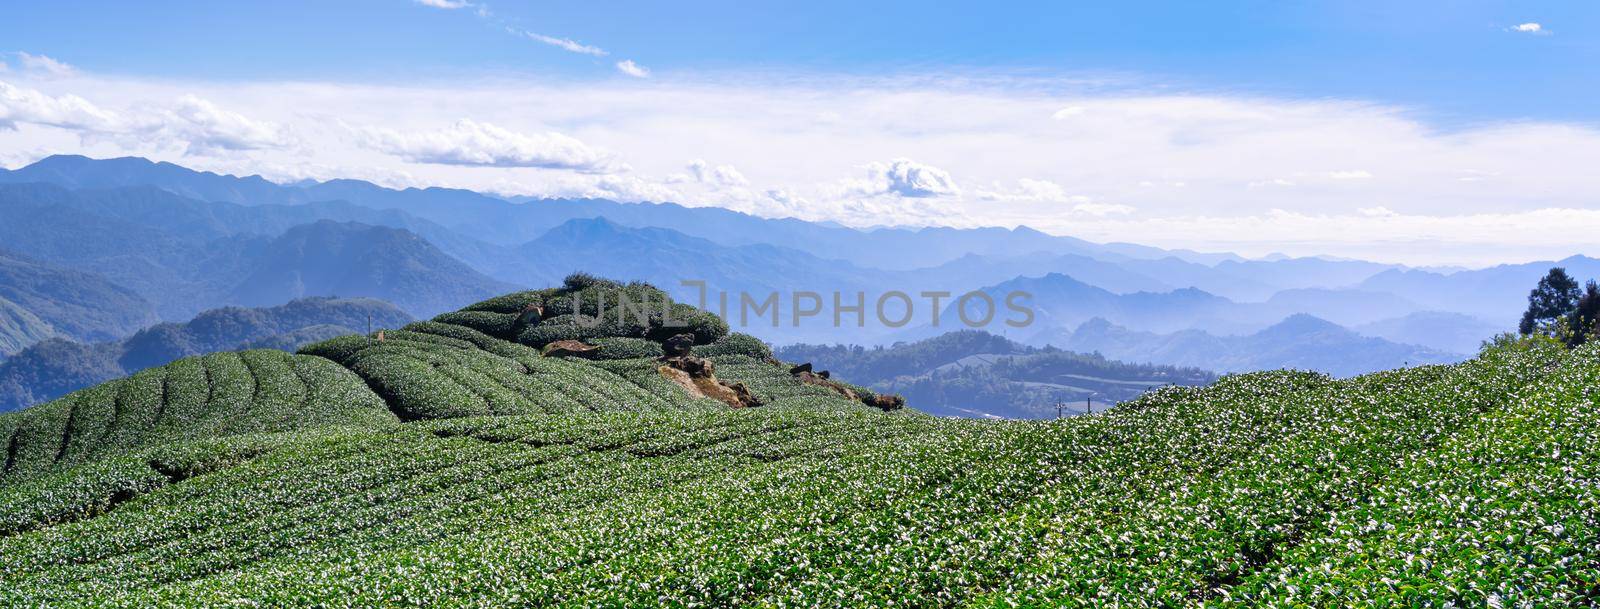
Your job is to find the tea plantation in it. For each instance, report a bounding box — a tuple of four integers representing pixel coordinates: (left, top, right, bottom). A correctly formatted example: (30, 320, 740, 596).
(0, 276, 1596, 607)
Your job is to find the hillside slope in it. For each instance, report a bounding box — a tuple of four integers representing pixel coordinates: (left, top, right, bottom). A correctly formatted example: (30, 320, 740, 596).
(0, 278, 1596, 606)
(0, 296, 54, 359)
(227, 220, 514, 318)
(0, 297, 414, 412)
(0, 249, 159, 350)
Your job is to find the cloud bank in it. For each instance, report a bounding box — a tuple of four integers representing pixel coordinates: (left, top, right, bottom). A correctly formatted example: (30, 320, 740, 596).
(4, 65, 1600, 266)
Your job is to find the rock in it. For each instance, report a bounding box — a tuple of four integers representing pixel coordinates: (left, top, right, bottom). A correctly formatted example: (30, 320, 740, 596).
(662, 333, 696, 358)
(817, 370, 830, 380)
(789, 362, 812, 375)
(660, 354, 715, 378)
(724, 381, 763, 408)
(542, 339, 601, 358)
(867, 394, 906, 411)
(794, 371, 857, 402)
(657, 359, 762, 408)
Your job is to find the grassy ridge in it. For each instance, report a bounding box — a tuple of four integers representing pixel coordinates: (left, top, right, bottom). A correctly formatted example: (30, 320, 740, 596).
(0, 278, 1596, 606)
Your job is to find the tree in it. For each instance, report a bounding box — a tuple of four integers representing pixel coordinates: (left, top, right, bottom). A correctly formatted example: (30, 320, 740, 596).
(1565, 280, 1600, 347)
(1519, 267, 1582, 336)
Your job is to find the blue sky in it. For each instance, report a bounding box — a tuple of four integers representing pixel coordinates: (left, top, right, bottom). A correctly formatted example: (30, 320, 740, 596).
(2, 1, 1598, 265)
(5, 1, 1594, 122)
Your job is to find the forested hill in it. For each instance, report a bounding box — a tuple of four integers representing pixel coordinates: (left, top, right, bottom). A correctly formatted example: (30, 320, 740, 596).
(777, 330, 1215, 418)
(0, 276, 1596, 606)
(0, 297, 413, 412)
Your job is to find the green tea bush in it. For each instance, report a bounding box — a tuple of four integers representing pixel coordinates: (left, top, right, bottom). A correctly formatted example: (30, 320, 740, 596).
(585, 337, 663, 360)
(400, 321, 542, 360)
(53, 383, 119, 471)
(154, 357, 210, 432)
(460, 290, 552, 314)
(695, 332, 771, 359)
(296, 334, 377, 364)
(347, 351, 488, 421)
(644, 303, 729, 345)
(0, 456, 168, 537)
(100, 368, 166, 451)
(7, 282, 1594, 607)
(517, 315, 650, 347)
(431, 311, 519, 339)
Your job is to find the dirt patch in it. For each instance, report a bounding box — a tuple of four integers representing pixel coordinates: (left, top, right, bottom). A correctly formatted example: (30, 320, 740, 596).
(658, 355, 762, 408)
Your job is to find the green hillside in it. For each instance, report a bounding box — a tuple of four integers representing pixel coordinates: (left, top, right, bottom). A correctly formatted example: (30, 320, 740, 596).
(0, 276, 1597, 607)
(0, 295, 54, 359)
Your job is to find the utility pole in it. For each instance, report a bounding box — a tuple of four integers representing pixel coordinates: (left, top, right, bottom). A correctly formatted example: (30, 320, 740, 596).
(1086, 395, 1093, 415)
(1055, 402, 1064, 420)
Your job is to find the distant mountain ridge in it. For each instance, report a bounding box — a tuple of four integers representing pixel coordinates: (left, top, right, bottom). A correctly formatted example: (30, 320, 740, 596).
(1358, 255, 1600, 325)
(0, 183, 512, 319)
(1050, 314, 1463, 377)
(2, 154, 1587, 374)
(0, 296, 413, 412)
(0, 155, 1238, 270)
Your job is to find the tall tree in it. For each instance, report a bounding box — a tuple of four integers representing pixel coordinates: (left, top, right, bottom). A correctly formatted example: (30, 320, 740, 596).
(1566, 280, 1600, 347)
(1519, 267, 1582, 336)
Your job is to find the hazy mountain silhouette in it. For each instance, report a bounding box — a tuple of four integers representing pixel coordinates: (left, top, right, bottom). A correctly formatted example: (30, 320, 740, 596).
(1052, 314, 1462, 377)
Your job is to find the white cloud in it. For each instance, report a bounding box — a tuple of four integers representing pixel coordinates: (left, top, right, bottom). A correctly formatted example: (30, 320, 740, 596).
(1511, 22, 1546, 34)
(1051, 106, 1085, 120)
(14, 52, 76, 77)
(1325, 169, 1373, 180)
(615, 60, 650, 78)
(152, 95, 289, 154)
(977, 178, 1068, 201)
(1247, 178, 1296, 188)
(510, 29, 608, 56)
(363, 119, 617, 172)
(414, 0, 472, 8)
(682, 159, 749, 187)
(1071, 202, 1136, 217)
(1358, 206, 1398, 217)
(0, 81, 287, 155)
(7, 69, 1600, 265)
(848, 158, 959, 198)
(0, 80, 120, 132)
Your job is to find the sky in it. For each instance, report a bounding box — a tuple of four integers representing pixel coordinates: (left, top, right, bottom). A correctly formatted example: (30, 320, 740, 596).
(1, 0, 1598, 266)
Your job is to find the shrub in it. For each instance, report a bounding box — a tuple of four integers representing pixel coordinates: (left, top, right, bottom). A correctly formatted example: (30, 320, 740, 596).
(562, 272, 618, 292)
(517, 315, 649, 348)
(586, 337, 664, 360)
(642, 304, 729, 345)
(347, 351, 487, 421)
(460, 290, 552, 314)
(696, 332, 771, 359)
(401, 321, 542, 361)
(297, 335, 377, 365)
(432, 311, 520, 339)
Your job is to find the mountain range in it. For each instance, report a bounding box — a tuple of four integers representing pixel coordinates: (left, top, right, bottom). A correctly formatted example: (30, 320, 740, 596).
(1, 153, 1591, 382)
(1048, 314, 1462, 377)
